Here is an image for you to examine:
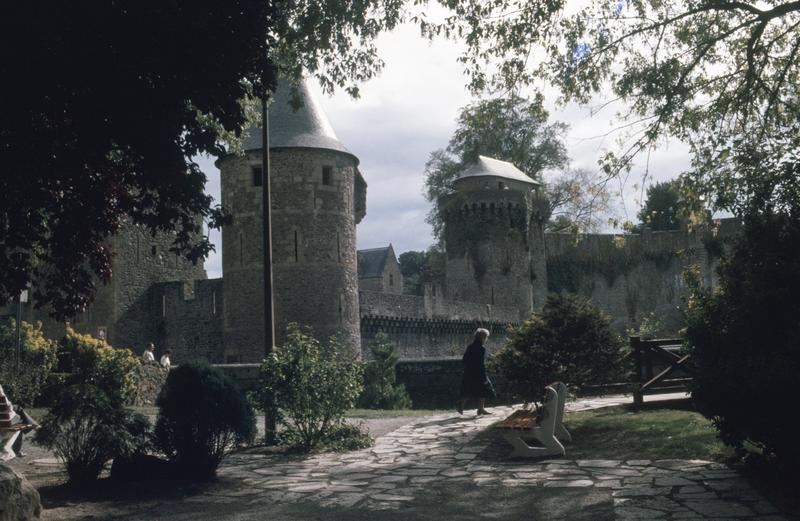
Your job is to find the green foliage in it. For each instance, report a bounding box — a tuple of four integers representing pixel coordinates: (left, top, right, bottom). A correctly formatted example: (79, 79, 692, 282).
(1, 0, 405, 319)
(155, 362, 255, 480)
(358, 333, 412, 410)
(61, 326, 140, 407)
(637, 180, 684, 231)
(685, 212, 800, 466)
(422, 0, 800, 218)
(625, 312, 667, 340)
(398, 247, 446, 295)
(35, 384, 151, 484)
(491, 293, 627, 402)
(0, 319, 57, 407)
(280, 422, 373, 453)
(259, 324, 364, 451)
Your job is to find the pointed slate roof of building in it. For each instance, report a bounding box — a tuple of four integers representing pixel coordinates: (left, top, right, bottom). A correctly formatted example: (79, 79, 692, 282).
(357, 245, 394, 278)
(454, 155, 539, 186)
(242, 80, 357, 163)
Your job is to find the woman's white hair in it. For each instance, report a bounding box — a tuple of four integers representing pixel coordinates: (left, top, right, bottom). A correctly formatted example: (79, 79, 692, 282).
(474, 328, 490, 339)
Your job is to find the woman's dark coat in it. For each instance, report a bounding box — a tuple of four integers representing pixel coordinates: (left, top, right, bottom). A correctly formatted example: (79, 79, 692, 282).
(460, 339, 492, 398)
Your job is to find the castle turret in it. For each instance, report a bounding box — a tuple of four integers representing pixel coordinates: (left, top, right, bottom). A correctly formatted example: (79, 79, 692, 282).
(441, 156, 548, 320)
(217, 80, 366, 362)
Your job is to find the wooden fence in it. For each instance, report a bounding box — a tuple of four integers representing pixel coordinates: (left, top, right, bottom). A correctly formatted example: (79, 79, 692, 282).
(631, 336, 693, 406)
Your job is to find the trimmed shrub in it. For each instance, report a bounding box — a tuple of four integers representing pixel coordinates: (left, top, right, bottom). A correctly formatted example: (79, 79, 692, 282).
(685, 212, 800, 465)
(491, 293, 627, 402)
(0, 319, 58, 407)
(155, 362, 255, 480)
(357, 332, 412, 409)
(35, 384, 150, 484)
(61, 326, 140, 406)
(259, 324, 365, 450)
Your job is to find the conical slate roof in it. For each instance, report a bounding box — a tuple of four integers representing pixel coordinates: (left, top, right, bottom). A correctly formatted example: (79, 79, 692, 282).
(454, 156, 539, 185)
(242, 80, 356, 163)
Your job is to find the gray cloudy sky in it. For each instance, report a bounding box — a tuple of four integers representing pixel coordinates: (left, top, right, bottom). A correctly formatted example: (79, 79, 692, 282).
(199, 22, 691, 279)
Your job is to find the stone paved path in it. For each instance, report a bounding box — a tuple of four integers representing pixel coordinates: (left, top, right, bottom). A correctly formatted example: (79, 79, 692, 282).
(204, 399, 786, 520)
(25, 393, 789, 520)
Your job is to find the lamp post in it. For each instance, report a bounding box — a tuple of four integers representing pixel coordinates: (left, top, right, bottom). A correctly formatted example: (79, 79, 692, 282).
(15, 290, 28, 375)
(261, 84, 277, 445)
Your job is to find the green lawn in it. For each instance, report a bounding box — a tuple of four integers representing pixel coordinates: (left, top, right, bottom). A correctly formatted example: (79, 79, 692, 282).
(346, 408, 450, 419)
(562, 403, 734, 461)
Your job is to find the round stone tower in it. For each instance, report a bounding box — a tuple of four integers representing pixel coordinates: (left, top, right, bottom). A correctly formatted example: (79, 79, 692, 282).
(441, 156, 548, 321)
(217, 80, 366, 362)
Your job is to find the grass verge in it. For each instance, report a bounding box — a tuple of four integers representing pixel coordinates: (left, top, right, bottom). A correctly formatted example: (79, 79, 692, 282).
(346, 408, 450, 419)
(561, 402, 734, 461)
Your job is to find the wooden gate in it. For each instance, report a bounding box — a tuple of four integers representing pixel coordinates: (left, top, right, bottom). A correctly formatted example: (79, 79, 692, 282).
(631, 336, 692, 406)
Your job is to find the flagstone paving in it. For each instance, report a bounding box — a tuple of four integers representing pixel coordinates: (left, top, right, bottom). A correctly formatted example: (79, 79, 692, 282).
(206, 400, 786, 520)
(26, 393, 789, 520)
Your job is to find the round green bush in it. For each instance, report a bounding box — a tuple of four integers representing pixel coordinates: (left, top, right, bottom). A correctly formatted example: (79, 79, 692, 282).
(491, 292, 627, 402)
(685, 213, 800, 465)
(154, 362, 255, 480)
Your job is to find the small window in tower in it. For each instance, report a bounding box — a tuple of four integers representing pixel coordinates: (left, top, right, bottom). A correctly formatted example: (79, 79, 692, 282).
(389, 274, 394, 287)
(294, 230, 299, 262)
(322, 166, 333, 186)
(498, 181, 505, 190)
(151, 244, 157, 256)
(252, 166, 263, 187)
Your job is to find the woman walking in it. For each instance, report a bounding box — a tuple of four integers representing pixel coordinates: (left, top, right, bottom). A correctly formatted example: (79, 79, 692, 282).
(457, 328, 493, 416)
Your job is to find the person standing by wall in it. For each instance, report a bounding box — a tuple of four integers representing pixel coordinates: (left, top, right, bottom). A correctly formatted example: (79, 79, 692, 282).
(457, 328, 494, 416)
(160, 350, 172, 370)
(142, 342, 155, 364)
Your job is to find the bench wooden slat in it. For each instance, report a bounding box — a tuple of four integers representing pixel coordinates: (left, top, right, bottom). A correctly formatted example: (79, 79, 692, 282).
(497, 409, 538, 430)
(0, 423, 35, 433)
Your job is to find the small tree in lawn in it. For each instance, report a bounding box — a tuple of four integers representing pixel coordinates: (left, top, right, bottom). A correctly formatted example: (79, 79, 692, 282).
(259, 324, 363, 450)
(491, 293, 627, 402)
(358, 332, 412, 409)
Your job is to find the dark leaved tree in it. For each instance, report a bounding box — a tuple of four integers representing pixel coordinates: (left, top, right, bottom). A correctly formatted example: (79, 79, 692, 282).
(0, 0, 403, 318)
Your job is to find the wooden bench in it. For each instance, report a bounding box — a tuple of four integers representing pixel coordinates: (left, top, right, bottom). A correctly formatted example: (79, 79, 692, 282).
(495, 382, 571, 458)
(1, 390, 35, 461)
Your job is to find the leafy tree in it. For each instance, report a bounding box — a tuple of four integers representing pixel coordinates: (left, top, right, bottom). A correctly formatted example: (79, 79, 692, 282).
(491, 293, 627, 401)
(259, 324, 364, 450)
(358, 332, 412, 409)
(421, 0, 800, 217)
(423, 95, 610, 239)
(0, 1, 403, 319)
(685, 212, 800, 466)
(0, 319, 58, 407)
(398, 247, 446, 295)
(637, 180, 684, 231)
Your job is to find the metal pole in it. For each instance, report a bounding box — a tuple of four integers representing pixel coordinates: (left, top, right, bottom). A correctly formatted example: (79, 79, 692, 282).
(15, 295, 22, 375)
(261, 86, 277, 445)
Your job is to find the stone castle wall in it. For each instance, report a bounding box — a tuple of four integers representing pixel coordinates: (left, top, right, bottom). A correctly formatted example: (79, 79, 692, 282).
(8, 221, 208, 354)
(544, 221, 737, 333)
(219, 148, 362, 362)
(359, 290, 518, 359)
